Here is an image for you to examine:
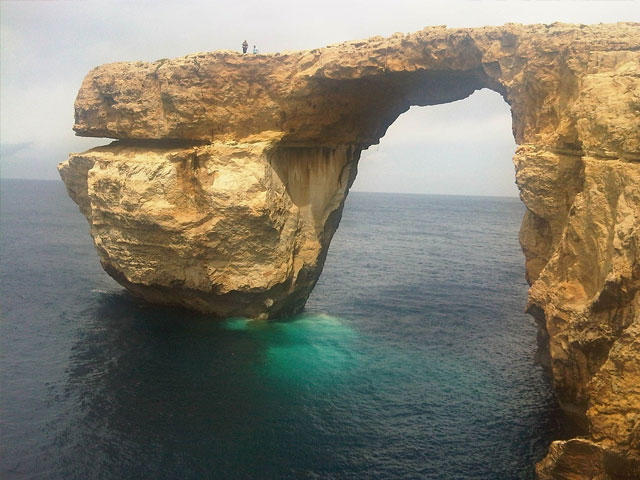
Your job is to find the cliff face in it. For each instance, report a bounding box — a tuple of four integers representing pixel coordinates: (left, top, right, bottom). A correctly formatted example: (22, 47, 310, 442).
(59, 23, 639, 478)
(60, 141, 358, 318)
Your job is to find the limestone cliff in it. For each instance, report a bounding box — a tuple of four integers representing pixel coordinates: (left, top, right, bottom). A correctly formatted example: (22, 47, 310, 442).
(59, 23, 639, 478)
(59, 141, 358, 318)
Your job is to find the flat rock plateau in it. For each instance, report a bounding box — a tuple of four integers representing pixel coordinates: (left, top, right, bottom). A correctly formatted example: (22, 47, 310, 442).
(59, 23, 639, 478)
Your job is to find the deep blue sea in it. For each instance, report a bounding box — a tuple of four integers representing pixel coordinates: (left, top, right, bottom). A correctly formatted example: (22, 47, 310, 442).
(0, 179, 566, 479)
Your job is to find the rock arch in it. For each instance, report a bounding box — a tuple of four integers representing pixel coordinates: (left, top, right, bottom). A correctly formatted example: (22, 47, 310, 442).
(60, 23, 639, 477)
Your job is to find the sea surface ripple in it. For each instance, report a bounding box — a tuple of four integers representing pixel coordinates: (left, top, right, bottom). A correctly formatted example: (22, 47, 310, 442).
(0, 180, 567, 479)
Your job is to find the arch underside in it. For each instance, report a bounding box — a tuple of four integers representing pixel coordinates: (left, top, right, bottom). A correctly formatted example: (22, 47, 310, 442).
(60, 23, 640, 478)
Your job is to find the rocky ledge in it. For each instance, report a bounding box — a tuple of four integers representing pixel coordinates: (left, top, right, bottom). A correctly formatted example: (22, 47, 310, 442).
(59, 23, 639, 478)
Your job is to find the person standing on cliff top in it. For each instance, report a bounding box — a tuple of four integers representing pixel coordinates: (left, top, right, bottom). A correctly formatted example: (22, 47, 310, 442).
(242, 40, 248, 54)
(253, 45, 259, 54)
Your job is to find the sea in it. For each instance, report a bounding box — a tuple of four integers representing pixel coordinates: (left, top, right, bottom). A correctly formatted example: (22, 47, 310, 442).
(0, 179, 568, 480)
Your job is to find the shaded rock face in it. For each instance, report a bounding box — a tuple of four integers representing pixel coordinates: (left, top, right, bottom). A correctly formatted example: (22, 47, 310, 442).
(59, 23, 639, 478)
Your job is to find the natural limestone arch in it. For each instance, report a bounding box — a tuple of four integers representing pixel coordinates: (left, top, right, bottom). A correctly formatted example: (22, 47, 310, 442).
(60, 23, 639, 478)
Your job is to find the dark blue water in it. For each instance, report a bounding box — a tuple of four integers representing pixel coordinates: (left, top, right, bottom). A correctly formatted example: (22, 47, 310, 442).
(0, 179, 565, 479)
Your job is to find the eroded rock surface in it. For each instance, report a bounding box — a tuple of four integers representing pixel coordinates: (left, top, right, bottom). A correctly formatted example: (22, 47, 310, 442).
(60, 141, 358, 318)
(60, 22, 639, 478)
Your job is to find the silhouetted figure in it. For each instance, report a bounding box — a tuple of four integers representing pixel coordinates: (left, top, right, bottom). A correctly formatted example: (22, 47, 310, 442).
(242, 40, 248, 54)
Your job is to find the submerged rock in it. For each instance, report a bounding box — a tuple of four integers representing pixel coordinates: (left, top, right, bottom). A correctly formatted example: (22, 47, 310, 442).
(60, 22, 639, 478)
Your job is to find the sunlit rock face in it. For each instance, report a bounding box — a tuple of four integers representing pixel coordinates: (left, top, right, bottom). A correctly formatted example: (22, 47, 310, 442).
(60, 141, 358, 318)
(60, 23, 639, 478)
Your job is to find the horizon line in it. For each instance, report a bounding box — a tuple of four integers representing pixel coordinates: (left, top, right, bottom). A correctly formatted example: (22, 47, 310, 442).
(1, 177, 521, 199)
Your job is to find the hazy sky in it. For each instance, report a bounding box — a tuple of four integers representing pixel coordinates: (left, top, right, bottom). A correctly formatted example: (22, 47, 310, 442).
(1, 1, 637, 196)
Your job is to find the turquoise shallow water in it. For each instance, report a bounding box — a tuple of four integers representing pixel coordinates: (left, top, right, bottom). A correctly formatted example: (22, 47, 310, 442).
(0, 180, 567, 479)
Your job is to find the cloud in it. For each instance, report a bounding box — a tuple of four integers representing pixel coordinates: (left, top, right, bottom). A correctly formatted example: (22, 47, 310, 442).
(0, 142, 32, 158)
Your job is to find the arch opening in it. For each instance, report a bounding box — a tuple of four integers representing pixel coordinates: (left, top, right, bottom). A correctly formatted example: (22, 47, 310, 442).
(354, 88, 517, 197)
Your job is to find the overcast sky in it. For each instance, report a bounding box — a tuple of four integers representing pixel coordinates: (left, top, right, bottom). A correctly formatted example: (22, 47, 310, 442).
(1, 0, 637, 196)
